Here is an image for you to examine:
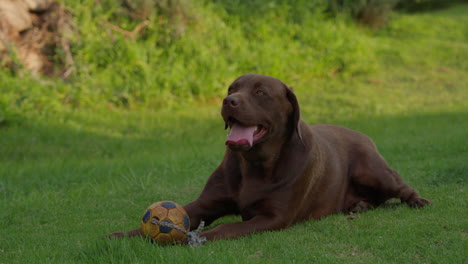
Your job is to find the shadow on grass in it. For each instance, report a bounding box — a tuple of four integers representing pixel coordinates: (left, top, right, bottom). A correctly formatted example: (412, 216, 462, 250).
(336, 111, 468, 187)
(1, 109, 466, 190)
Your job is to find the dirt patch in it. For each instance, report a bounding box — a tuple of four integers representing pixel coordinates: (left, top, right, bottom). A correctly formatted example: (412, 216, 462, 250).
(0, 0, 75, 78)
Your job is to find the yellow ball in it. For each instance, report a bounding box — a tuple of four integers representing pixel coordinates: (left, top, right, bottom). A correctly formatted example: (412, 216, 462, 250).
(140, 201, 190, 244)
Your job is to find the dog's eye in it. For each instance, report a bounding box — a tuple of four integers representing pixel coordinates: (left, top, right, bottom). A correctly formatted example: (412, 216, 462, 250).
(255, 89, 265, 96)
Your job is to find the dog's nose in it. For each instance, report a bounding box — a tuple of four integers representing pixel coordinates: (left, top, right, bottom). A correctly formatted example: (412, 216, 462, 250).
(223, 96, 240, 107)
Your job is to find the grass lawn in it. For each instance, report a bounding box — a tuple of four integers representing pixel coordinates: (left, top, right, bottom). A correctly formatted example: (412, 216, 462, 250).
(1, 92, 466, 263)
(1, 4, 467, 264)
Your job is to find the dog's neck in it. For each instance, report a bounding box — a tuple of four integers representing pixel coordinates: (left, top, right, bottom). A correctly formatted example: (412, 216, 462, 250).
(238, 128, 305, 175)
(241, 142, 284, 165)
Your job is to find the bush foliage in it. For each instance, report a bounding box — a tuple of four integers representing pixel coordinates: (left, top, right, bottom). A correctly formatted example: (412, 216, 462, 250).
(0, 0, 376, 114)
(0, 0, 466, 118)
(328, 0, 399, 27)
(396, 0, 466, 12)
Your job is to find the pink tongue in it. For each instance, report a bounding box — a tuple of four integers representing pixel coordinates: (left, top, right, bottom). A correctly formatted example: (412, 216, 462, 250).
(226, 123, 256, 147)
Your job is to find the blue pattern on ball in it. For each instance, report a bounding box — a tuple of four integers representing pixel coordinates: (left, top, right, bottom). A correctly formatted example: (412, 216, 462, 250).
(161, 201, 176, 209)
(142, 210, 151, 223)
(183, 215, 190, 229)
(159, 219, 173, 233)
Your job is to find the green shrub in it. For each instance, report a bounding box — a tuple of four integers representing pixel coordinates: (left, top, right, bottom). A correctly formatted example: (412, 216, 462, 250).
(328, 0, 399, 27)
(396, 0, 466, 12)
(1, 0, 379, 114)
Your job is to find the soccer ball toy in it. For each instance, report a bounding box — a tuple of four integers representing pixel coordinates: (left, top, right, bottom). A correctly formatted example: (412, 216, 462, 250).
(141, 201, 191, 244)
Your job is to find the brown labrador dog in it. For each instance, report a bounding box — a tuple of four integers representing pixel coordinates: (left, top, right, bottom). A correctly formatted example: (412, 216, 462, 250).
(111, 74, 430, 241)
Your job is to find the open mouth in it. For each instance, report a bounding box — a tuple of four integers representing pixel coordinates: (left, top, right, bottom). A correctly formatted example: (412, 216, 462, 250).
(225, 118, 268, 148)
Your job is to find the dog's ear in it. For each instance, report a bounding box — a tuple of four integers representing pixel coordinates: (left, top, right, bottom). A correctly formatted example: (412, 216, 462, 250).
(285, 85, 303, 143)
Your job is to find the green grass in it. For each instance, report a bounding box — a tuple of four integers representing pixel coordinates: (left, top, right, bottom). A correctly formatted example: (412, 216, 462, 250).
(1, 107, 466, 263)
(1, 2, 468, 264)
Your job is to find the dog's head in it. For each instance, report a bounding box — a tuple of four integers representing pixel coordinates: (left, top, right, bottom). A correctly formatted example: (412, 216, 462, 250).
(221, 74, 302, 151)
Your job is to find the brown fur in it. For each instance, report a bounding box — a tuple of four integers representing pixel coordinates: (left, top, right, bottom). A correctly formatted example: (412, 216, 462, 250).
(110, 74, 430, 241)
